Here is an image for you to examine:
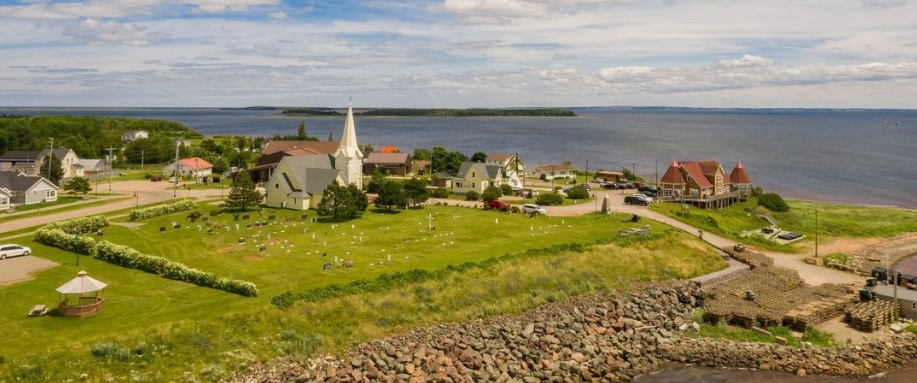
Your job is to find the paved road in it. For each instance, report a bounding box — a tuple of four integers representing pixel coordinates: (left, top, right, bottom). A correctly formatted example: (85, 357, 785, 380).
(0, 180, 223, 237)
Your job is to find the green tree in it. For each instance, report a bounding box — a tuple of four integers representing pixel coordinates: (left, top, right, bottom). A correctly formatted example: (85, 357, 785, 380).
(412, 148, 431, 161)
(39, 154, 65, 185)
(297, 120, 307, 140)
(366, 168, 386, 194)
(481, 185, 502, 202)
(403, 178, 429, 208)
(225, 171, 263, 212)
(359, 143, 374, 156)
(318, 181, 367, 219)
(566, 185, 589, 200)
(536, 192, 564, 206)
(500, 183, 514, 196)
(471, 151, 487, 163)
(375, 180, 406, 211)
(465, 190, 480, 201)
(63, 176, 91, 195)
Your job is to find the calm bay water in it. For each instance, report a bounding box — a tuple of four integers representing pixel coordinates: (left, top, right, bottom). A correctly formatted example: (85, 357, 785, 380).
(4, 106, 915, 380)
(3, 107, 915, 209)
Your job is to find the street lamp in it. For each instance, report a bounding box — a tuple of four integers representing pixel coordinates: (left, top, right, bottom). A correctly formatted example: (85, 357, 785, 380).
(74, 232, 80, 266)
(134, 191, 139, 208)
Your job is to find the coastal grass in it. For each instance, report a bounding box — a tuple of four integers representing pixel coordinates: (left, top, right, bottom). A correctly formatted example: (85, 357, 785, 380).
(0, 210, 724, 382)
(691, 310, 836, 348)
(651, 198, 917, 251)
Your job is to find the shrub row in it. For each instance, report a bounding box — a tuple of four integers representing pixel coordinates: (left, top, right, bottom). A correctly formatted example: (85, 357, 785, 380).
(44, 215, 109, 233)
(33, 228, 99, 255)
(129, 200, 196, 221)
(272, 241, 607, 309)
(95, 241, 258, 297)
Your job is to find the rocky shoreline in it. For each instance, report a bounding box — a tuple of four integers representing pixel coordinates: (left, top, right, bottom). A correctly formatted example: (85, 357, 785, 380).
(231, 281, 917, 382)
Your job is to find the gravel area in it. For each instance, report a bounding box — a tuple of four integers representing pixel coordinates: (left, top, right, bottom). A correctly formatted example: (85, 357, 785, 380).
(0, 255, 59, 286)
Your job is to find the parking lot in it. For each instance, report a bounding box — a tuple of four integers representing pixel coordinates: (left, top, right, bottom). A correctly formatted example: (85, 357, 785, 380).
(0, 256, 59, 286)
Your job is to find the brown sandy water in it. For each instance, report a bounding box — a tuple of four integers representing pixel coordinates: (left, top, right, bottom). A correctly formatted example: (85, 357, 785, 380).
(634, 361, 917, 383)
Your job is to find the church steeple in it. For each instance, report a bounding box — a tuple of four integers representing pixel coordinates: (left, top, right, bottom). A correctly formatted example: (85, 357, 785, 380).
(334, 101, 364, 189)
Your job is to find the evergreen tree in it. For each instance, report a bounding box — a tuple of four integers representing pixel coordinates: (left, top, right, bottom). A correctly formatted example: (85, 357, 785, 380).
(297, 120, 307, 140)
(39, 154, 65, 185)
(225, 171, 262, 212)
(63, 176, 92, 195)
(403, 178, 429, 207)
(375, 179, 406, 211)
(317, 181, 367, 219)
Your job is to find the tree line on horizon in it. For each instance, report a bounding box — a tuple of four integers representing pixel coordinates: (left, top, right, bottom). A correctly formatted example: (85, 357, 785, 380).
(281, 108, 577, 117)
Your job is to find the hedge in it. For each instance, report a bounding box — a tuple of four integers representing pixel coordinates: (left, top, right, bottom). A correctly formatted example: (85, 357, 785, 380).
(45, 215, 109, 233)
(95, 241, 258, 297)
(33, 228, 99, 256)
(129, 200, 196, 221)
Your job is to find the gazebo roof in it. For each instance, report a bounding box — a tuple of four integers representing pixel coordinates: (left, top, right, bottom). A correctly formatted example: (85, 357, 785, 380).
(56, 271, 107, 294)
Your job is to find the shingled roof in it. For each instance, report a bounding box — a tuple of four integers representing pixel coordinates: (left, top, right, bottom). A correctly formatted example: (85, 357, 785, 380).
(659, 161, 686, 184)
(730, 162, 752, 184)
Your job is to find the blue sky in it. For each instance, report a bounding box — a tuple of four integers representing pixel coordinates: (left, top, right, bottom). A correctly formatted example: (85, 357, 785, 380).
(1, 0, 915, 108)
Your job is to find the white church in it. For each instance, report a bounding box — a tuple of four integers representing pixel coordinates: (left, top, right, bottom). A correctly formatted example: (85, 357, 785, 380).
(262, 104, 364, 210)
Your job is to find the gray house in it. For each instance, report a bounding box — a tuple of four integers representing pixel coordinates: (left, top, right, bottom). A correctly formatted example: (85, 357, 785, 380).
(262, 155, 344, 210)
(0, 172, 59, 206)
(874, 285, 917, 320)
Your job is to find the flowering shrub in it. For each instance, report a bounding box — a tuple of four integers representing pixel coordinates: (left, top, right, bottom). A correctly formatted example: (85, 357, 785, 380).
(33, 228, 98, 255)
(45, 216, 109, 233)
(95, 241, 258, 297)
(129, 200, 196, 221)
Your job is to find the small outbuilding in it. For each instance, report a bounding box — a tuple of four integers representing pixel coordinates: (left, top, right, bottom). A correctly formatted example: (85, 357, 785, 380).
(55, 271, 107, 317)
(873, 284, 917, 320)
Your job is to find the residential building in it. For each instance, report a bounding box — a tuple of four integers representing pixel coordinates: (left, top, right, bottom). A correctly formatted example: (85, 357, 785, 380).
(0, 187, 11, 210)
(453, 162, 503, 195)
(487, 153, 524, 174)
(122, 130, 149, 142)
(730, 162, 754, 198)
(529, 162, 578, 180)
(163, 157, 213, 182)
(659, 160, 750, 209)
(431, 172, 453, 188)
(363, 152, 411, 176)
(0, 172, 59, 205)
(0, 148, 81, 179)
(74, 159, 109, 174)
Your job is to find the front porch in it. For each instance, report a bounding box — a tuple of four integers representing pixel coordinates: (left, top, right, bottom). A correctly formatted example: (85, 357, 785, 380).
(659, 191, 746, 209)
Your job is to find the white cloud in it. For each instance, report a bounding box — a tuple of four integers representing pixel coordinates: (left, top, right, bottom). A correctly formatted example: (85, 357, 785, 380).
(268, 11, 287, 20)
(63, 18, 167, 46)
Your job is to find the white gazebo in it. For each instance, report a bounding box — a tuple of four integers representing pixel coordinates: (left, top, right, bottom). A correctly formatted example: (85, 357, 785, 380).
(55, 271, 107, 317)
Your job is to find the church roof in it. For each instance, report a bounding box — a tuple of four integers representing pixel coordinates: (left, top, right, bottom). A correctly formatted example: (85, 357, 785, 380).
(335, 105, 363, 159)
(730, 162, 753, 184)
(262, 140, 339, 155)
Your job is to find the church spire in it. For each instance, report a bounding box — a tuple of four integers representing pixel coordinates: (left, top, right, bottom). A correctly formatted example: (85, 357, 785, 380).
(340, 104, 359, 152)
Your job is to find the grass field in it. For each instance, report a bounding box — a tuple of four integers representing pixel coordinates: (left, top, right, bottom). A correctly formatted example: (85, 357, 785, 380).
(650, 198, 917, 251)
(0, 200, 727, 381)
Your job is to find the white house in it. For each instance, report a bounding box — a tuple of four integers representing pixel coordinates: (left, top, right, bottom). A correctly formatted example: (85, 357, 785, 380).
(487, 153, 524, 174)
(453, 162, 503, 195)
(122, 130, 149, 142)
(0, 148, 81, 179)
(0, 187, 11, 210)
(0, 172, 59, 205)
(163, 157, 213, 183)
(529, 162, 578, 180)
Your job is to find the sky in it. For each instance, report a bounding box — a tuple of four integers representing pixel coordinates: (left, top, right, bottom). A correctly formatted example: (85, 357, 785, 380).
(0, 0, 915, 108)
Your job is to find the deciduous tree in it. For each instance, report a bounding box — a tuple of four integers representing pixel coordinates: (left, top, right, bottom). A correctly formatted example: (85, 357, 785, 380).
(375, 179, 406, 211)
(63, 176, 92, 195)
(403, 178, 429, 207)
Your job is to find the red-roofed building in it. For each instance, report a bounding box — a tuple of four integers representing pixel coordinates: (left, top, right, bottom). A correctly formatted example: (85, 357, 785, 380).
(163, 157, 213, 183)
(250, 140, 341, 183)
(658, 160, 752, 209)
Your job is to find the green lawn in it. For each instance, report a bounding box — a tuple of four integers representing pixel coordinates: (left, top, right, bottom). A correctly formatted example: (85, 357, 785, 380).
(0, 201, 728, 381)
(650, 198, 917, 251)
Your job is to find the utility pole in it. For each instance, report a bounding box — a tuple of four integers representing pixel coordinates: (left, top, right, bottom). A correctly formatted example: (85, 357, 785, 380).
(106, 147, 116, 195)
(174, 140, 180, 199)
(141, 150, 144, 171)
(814, 209, 819, 258)
(47, 138, 54, 181)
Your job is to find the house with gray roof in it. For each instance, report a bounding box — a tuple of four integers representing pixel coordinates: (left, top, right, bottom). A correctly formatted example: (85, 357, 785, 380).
(362, 152, 411, 176)
(0, 172, 59, 206)
(0, 186, 11, 210)
(262, 154, 344, 210)
(453, 162, 503, 195)
(0, 148, 81, 178)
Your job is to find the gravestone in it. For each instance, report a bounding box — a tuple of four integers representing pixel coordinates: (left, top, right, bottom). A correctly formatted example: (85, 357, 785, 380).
(242, 214, 249, 220)
(160, 227, 167, 233)
(323, 263, 332, 271)
(238, 238, 245, 244)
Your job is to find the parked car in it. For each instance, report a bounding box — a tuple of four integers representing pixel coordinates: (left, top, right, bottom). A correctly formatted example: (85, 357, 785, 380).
(640, 190, 657, 198)
(624, 196, 649, 206)
(634, 194, 654, 203)
(637, 186, 658, 193)
(522, 204, 547, 215)
(150, 175, 162, 182)
(0, 244, 31, 260)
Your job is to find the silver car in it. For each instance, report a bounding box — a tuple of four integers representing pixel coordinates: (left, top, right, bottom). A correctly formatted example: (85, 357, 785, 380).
(522, 204, 547, 215)
(0, 244, 31, 260)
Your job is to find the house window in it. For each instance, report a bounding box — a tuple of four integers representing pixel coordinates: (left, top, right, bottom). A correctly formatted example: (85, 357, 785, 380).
(716, 175, 722, 182)
(472, 172, 475, 177)
(47, 190, 56, 198)
(686, 175, 693, 182)
(455, 182, 462, 188)
(664, 189, 672, 196)
(472, 182, 475, 188)
(690, 189, 699, 197)
(0, 197, 7, 205)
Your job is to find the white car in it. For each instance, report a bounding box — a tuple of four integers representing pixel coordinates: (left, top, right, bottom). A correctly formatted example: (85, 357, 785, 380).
(522, 204, 547, 215)
(0, 244, 31, 260)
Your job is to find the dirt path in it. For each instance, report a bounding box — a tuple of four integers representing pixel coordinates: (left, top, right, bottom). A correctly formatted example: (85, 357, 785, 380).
(0, 256, 59, 286)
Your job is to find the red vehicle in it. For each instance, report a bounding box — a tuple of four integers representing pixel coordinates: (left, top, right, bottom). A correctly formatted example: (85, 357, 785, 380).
(485, 200, 511, 211)
(150, 176, 162, 182)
